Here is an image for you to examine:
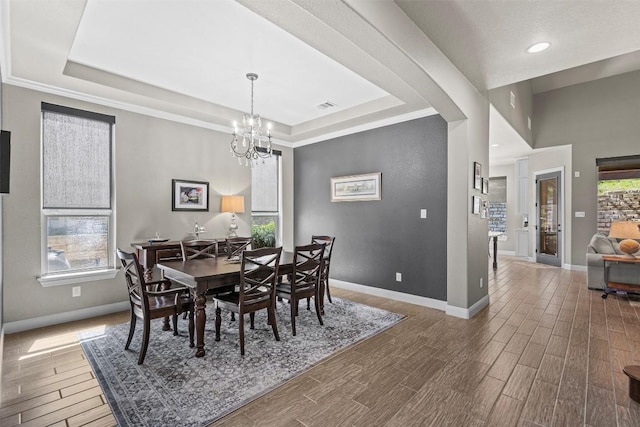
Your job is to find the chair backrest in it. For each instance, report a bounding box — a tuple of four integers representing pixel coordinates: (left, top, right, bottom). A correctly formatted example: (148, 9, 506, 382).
(117, 249, 149, 313)
(311, 235, 335, 277)
(226, 237, 252, 259)
(180, 239, 218, 261)
(239, 246, 282, 306)
(291, 243, 325, 294)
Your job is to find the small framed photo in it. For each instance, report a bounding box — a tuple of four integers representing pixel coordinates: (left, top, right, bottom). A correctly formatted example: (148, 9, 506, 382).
(472, 195, 481, 214)
(172, 179, 209, 211)
(473, 162, 482, 190)
(482, 178, 489, 194)
(481, 200, 488, 218)
(331, 172, 381, 202)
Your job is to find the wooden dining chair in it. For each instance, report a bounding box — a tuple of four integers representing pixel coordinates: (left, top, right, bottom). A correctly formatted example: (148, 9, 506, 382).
(276, 243, 325, 336)
(180, 239, 236, 320)
(117, 249, 194, 365)
(212, 246, 282, 355)
(179, 239, 218, 261)
(311, 235, 336, 313)
(226, 236, 252, 259)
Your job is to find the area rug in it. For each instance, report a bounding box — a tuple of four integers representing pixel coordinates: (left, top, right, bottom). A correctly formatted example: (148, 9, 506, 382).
(79, 297, 403, 427)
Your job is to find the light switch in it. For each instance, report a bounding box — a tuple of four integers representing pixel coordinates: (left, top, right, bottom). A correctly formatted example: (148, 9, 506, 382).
(420, 209, 427, 219)
(574, 171, 580, 178)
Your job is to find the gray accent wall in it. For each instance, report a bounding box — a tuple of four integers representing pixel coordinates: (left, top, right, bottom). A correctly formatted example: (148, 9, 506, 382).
(294, 115, 448, 301)
(534, 70, 640, 266)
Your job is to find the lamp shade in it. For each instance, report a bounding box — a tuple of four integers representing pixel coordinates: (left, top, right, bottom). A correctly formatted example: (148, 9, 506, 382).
(220, 195, 245, 213)
(608, 221, 640, 239)
(608, 220, 640, 256)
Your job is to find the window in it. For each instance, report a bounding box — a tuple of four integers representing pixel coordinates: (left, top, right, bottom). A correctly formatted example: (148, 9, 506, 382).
(40, 103, 115, 280)
(251, 152, 281, 248)
(596, 155, 640, 232)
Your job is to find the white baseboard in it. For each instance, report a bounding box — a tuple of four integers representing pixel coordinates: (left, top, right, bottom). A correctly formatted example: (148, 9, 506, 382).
(446, 294, 490, 319)
(331, 279, 447, 311)
(331, 279, 489, 319)
(567, 264, 587, 272)
(4, 301, 129, 334)
(497, 250, 515, 256)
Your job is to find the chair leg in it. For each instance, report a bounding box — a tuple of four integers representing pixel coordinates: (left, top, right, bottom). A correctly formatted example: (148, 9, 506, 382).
(231, 312, 235, 321)
(314, 296, 324, 326)
(138, 317, 151, 365)
(125, 312, 136, 350)
(306, 297, 310, 310)
(268, 306, 280, 341)
(325, 278, 333, 303)
(239, 313, 245, 355)
(250, 312, 255, 330)
(188, 309, 195, 348)
(290, 298, 297, 336)
(172, 314, 179, 336)
(215, 306, 222, 342)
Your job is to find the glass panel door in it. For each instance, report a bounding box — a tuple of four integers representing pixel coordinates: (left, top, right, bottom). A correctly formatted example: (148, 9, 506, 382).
(536, 171, 562, 267)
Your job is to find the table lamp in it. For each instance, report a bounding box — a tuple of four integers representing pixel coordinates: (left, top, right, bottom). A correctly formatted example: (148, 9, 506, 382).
(220, 195, 245, 238)
(608, 220, 640, 257)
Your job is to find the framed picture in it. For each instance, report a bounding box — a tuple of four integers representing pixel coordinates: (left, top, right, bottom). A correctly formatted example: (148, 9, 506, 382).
(481, 200, 488, 218)
(473, 162, 482, 190)
(172, 179, 209, 211)
(472, 195, 481, 214)
(331, 172, 381, 202)
(482, 178, 489, 194)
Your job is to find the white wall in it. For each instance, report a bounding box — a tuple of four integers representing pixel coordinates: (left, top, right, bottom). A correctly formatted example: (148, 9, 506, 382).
(2, 84, 294, 327)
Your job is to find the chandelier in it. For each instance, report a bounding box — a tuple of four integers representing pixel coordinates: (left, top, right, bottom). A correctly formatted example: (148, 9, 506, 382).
(230, 73, 273, 167)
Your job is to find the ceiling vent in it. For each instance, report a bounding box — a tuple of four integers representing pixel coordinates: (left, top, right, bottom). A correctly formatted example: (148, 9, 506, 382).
(316, 101, 338, 110)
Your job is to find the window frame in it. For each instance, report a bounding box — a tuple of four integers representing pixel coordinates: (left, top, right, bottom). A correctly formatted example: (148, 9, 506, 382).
(251, 151, 282, 246)
(38, 103, 117, 286)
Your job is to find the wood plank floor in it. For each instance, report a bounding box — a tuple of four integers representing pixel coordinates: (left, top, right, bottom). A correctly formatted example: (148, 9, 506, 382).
(2, 256, 640, 426)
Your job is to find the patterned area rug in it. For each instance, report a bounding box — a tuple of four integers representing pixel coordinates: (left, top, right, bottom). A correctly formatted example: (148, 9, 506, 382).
(79, 297, 403, 427)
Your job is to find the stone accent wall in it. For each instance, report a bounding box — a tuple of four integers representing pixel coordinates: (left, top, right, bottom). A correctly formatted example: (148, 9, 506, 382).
(598, 189, 640, 232)
(489, 202, 507, 233)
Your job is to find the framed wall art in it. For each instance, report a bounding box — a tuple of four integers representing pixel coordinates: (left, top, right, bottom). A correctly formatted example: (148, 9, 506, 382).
(482, 178, 489, 194)
(472, 195, 481, 214)
(331, 172, 381, 202)
(473, 162, 482, 190)
(172, 179, 209, 211)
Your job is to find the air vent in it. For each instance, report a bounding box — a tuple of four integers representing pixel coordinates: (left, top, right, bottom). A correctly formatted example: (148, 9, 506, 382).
(316, 101, 338, 110)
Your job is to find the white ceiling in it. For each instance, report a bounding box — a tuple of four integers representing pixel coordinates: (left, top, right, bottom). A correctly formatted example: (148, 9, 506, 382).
(2, 0, 640, 163)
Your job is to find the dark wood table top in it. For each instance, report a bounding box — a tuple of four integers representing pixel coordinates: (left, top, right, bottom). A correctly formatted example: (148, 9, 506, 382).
(157, 251, 295, 283)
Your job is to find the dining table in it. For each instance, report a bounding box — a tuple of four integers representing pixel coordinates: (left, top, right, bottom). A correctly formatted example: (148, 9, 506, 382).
(157, 251, 296, 357)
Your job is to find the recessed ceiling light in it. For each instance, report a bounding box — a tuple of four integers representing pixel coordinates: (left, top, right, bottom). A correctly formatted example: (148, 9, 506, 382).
(526, 42, 550, 53)
(491, 143, 500, 147)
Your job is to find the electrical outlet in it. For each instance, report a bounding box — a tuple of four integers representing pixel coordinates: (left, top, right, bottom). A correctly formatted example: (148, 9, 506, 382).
(420, 209, 427, 219)
(396, 272, 402, 282)
(72, 286, 81, 297)
(480, 278, 483, 288)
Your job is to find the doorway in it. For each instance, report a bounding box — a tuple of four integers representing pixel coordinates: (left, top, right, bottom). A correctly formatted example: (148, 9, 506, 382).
(536, 170, 562, 267)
